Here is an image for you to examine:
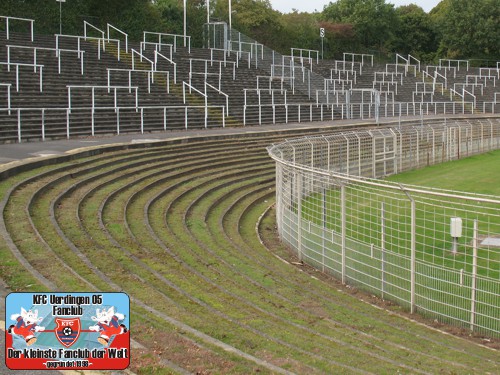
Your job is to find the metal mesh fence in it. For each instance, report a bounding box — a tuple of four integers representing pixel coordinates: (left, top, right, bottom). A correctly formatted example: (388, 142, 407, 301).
(268, 117, 500, 337)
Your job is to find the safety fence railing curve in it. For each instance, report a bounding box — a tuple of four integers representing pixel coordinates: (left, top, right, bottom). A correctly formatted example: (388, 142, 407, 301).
(267, 116, 500, 338)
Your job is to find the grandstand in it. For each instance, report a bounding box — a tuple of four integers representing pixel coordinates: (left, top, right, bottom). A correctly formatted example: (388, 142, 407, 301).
(0, 13, 499, 374)
(0, 16, 499, 143)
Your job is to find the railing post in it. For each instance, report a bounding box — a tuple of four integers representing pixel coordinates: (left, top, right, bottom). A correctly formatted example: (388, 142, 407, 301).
(470, 219, 478, 332)
(17, 108, 21, 143)
(341, 183, 346, 284)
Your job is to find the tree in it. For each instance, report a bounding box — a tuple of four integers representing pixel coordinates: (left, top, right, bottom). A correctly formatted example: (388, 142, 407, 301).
(394, 4, 438, 61)
(435, 0, 500, 60)
(322, 0, 399, 52)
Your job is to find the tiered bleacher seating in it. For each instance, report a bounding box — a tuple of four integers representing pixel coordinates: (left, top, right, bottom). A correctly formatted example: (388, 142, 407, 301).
(0, 16, 499, 143)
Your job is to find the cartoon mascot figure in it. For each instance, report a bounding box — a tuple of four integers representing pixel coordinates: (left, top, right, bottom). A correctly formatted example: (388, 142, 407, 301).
(89, 306, 127, 346)
(8, 307, 45, 346)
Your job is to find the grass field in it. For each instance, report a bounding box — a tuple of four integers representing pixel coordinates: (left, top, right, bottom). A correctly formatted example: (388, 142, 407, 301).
(293, 148, 500, 338)
(387, 149, 500, 195)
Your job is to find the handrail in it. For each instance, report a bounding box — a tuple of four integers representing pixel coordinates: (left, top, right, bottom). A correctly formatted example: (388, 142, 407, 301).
(0, 83, 11, 112)
(107, 23, 128, 53)
(205, 82, 229, 115)
(141, 41, 173, 58)
(7, 44, 84, 75)
(182, 82, 208, 128)
(343, 52, 374, 67)
(0, 62, 43, 92)
(0, 104, 227, 141)
(131, 49, 154, 70)
(67, 85, 139, 113)
(291, 48, 319, 64)
(439, 59, 469, 71)
(143, 31, 191, 53)
(107, 67, 170, 94)
(84, 21, 106, 51)
(0, 16, 34, 41)
(154, 50, 177, 84)
(407, 54, 421, 72)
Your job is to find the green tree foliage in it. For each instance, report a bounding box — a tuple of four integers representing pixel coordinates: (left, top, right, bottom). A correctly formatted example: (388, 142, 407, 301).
(394, 4, 438, 62)
(433, 0, 500, 60)
(0, 0, 497, 63)
(322, 0, 399, 52)
(0, 0, 162, 40)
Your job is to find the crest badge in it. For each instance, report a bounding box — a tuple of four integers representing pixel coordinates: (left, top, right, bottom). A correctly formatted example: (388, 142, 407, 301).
(55, 317, 81, 347)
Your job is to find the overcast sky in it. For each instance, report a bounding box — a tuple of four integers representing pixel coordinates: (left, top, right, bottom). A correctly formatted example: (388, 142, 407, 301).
(269, 0, 441, 14)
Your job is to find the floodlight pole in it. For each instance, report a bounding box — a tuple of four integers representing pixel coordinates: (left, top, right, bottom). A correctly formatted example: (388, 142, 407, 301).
(207, 0, 210, 24)
(183, 0, 187, 47)
(229, 0, 232, 31)
(56, 0, 65, 35)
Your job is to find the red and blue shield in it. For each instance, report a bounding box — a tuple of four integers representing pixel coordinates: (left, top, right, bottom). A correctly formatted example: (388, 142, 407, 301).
(55, 317, 81, 347)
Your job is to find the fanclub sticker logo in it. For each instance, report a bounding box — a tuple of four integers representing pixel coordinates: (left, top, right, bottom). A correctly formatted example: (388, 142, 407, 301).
(55, 317, 81, 348)
(5, 292, 130, 371)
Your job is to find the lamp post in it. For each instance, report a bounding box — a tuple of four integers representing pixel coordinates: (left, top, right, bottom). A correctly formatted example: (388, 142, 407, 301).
(56, 0, 65, 35)
(183, 0, 187, 47)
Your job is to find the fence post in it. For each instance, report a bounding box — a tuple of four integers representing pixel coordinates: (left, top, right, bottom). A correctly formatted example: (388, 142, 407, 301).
(470, 219, 478, 332)
(341, 183, 346, 284)
(381, 202, 386, 299)
(297, 172, 303, 262)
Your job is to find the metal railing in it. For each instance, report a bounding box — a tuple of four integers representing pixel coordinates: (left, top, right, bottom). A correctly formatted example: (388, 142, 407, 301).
(0, 104, 227, 141)
(143, 31, 191, 53)
(0, 62, 43, 92)
(67, 85, 139, 113)
(0, 16, 34, 41)
(6, 44, 84, 75)
(291, 48, 319, 64)
(0, 83, 12, 112)
(107, 23, 128, 53)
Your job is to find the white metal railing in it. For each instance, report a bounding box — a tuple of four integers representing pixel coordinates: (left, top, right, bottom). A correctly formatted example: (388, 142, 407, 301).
(291, 48, 319, 64)
(343, 52, 374, 67)
(256, 75, 293, 93)
(205, 82, 229, 115)
(479, 67, 500, 79)
(6, 44, 84, 75)
(454, 83, 484, 96)
(0, 105, 226, 141)
(107, 23, 128, 53)
(372, 81, 398, 95)
(0, 62, 43, 92)
(131, 49, 154, 70)
(107, 68, 169, 94)
(450, 88, 476, 108)
(466, 74, 496, 87)
(182, 82, 208, 128)
(84, 21, 106, 51)
(143, 31, 191, 53)
(154, 50, 177, 84)
(407, 54, 421, 72)
(56, 33, 119, 61)
(0, 83, 12, 112)
(324, 78, 352, 92)
(141, 41, 173, 59)
(374, 71, 403, 85)
(331, 69, 357, 84)
(439, 59, 469, 71)
(426, 65, 457, 79)
(334, 60, 362, 74)
(0, 16, 34, 41)
(189, 58, 236, 81)
(67, 85, 139, 113)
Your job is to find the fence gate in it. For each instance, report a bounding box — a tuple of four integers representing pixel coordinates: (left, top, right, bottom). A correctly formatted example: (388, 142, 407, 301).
(370, 129, 397, 177)
(203, 22, 228, 50)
